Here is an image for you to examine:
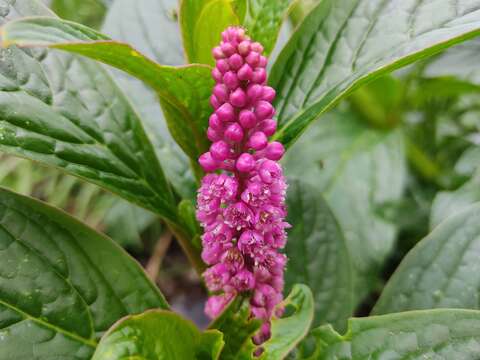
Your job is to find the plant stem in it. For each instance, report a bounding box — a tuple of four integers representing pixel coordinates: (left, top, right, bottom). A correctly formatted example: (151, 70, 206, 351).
(146, 230, 173, 281)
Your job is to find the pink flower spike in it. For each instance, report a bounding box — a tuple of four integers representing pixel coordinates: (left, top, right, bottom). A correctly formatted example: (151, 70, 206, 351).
(210, 140, 230, 161)
(199, 152, 218, 172)
(216, 103, 235, 122)
(265, 141, 285, 160)
(248, 131, 268, 150)
(224, 123, 244, 142)
(230, 88, 247, 108)
(239, 110, 257, 129)
(236, 153, 256, 172)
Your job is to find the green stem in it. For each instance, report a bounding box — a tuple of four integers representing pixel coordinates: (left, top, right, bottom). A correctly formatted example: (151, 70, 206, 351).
(405, 137, 442, 182)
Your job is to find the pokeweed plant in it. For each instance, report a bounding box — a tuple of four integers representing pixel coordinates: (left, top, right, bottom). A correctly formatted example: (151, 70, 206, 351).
(0, 0, 480, 359)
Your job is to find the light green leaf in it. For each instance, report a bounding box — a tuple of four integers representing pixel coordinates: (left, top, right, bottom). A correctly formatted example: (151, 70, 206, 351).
(0, 187, 168, 359)
(102, 0, 197, 199)
(51, 0, 107, 28)
(430, 172, 480, 229)
(283, 110, 406, 303)
(270, 0, 480, 148)
(2, 16, 214, 166)
(92, 310, 224, 360)
(243, 0, 292, 56)
(292, 309, 480, 359)
(0, 3, 179, 225)
(373, 203, 480, 315)
(260, 284, 314, 360)
(285, 179, 353, 332)
(180, 0, 240, 65)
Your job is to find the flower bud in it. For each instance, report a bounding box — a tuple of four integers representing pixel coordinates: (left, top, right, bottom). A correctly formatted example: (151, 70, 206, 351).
(259, 119, 277, 136)
(224, 123, 244, 142)
(230, 88, 247, 108)
(255, 100, 274, 120)
(199, 152, 218, 172)
(213, 84, 229, 102)
(216, 103, 235, 122)
(264, 141, 285, 160)
(248, 131, 268, 150)
(223, 71, 239, 89)
(237, 63, 253, 81)
(247, 84, 263, 102)
(236, 153, 256, 172)
(228, 53, 243, 70)
(220, 42, 236, 56)
(238, 110, 256, 129)
(252, 68, 267, 84)
(246, 51, 260, 66)
(210, 140, 230, 161)
(262, 86, 276, 102)
(238, 40, 251, 55)
(216, 59, 229, 73)
(207, 127, 222, 142)
(251, 42, 264, 53)
(212, 68, 223, 82)
(210, 95, 221, 109)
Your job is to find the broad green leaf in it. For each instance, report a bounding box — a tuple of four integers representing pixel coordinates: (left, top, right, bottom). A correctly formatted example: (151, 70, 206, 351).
(373, 203, 480, 315)
(208, 296, 261, 360)
(2, 16, 214, 165)
(283, 110, 406, 303)
(260, 284, 314, 360)
(51, 0, 107, 28)
(285, 179, 353, 332)
(292, 309, 480, 359)
(243, 0, 292, 56)
(455, 147, 480, 178)
(0, 3, 179, 225)
(102, 0, 197, 198)
(92, 310, 223, 360)
(180, 0, 240, 65)
(0, 187, 168, 359)
(270, 0, 480, 148)
(430, 172, 480, 229)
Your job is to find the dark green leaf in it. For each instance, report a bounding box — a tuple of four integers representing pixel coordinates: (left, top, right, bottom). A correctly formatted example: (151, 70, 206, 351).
(243, 0, 292, 56)
(0, 187, 168, 359)
(180, 0, 241, 65)
(285, 179, 353, 332)
(208, 296, 261, 360)
(92, 310, 223, 360)
(51, 0, 107, 28)
(102, 0, 197, 199)
(270, 0, 480, 148)
(0, 4, 179, 224)
(260, 284, 314, 360)
(373, 203, 480, 315)
(2, 16, 214, 165)
(292, 309, 480, 359)
(282, 110, 406, 302)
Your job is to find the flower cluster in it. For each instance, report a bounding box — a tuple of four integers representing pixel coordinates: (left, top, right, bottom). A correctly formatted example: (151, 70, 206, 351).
(197, 26, 289, 344)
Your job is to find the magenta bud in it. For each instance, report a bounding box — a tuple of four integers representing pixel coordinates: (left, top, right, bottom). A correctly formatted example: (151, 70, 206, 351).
(246, 51, 260, 66)
(216, 103, 235, 122)
(255, 100, 274, 120)
(259, 55, 267, 68)
(247, 84, 263, 102)
(221, 42, 236, 56)
(237, 64, 253, 81)
(223, 71, 239, 89)
(213, 84, 229, 102)
(235, 27, 246, 41)
(210, 140, 230, 161)
(209, 113, 222, 130)
(224, 123, 244, 142)
(212, 46, 225, 59)
(199, 152, 218, 172)
(212, 68, 223, 82)
(238, 40, 251, 56)
(207, 127, 222, 142)
(259, 119, 277, 136)
(251, 42, 264, 53)
(239, 110, 257, 129)
(230, 88, 247, 108)
(228, 54, 243, 70)
(262, 86, 276, 102)
(252, 68, 267, 84)
(236, 153, 256, 172)
(216, 59, 230, 73)
(210, 95, 221, 109)
(265, 141, 285, 160)
(249, 131, 268, 150)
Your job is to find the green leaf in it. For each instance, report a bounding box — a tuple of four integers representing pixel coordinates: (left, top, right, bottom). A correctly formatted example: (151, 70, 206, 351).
(292, 309, 480, 359)
(270, 0, 480, 148)
(2, 16, 214, 166)
(243, 0, 292, 56)
(260, 284, 314, 360)
(373, 203, 480, 315)
(282, 110, 406, 303)
(285, 179, 353, 332)
(92, 310, 224, 360)
(180, 0, 241, 65)
(430, 172, 480, 229)
(51, 0, 107, 28)
(0, 187, 168, 359)
(0, 3, 179, 225)
(208, 296, 261, 360)
(102, 0, 197, 199)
